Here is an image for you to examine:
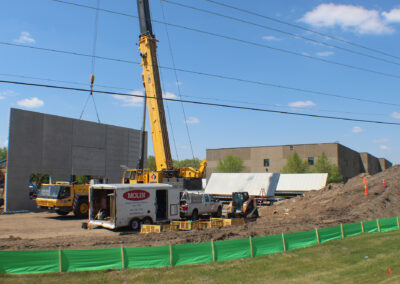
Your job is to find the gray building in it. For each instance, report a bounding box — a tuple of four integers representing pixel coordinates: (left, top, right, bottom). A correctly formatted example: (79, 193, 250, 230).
(5, 108, 146, 211)
(206, 143, 391, 181)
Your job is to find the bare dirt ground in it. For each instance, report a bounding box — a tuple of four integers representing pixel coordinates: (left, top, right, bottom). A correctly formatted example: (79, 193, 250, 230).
(1, 165, 399, 251)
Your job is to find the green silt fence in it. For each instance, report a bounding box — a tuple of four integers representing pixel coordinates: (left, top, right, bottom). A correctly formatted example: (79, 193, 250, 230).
(0, 217, 399, 275)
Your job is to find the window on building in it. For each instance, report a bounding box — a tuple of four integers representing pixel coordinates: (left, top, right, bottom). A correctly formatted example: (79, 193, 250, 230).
(308, 157, 314, 166)
(263, 159, 270, 167)
(289, 145, 294, 150)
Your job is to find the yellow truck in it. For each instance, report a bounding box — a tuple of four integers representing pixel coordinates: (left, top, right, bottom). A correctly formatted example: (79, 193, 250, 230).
(35, 182, 89, 217)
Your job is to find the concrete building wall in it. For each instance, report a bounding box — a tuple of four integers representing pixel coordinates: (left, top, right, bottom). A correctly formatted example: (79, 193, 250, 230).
(360, 153, 382, 175)
(379, 158, 392, 171)
(5, 108, 145, 211)
(206, 143, 391, 182)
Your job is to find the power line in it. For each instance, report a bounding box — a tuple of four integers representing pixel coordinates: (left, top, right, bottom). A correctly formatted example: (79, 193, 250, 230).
(48, 0, 400, 80)
(1, 79, 400, 126)
(162, 0, 400, 68)
(203, 0, 400, 62)
(2, 42, 400, 107)
(0, 71, 387, 117)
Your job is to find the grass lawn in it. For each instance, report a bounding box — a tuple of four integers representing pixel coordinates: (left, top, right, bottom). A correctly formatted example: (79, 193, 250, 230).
(1, 230, 399, 283)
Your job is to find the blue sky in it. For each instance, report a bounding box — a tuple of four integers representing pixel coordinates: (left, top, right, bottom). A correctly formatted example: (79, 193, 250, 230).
(0, 0, 400, 164)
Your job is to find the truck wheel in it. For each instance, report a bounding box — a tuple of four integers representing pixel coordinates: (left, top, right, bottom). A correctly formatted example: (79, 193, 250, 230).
(214, 206, 222, 218)
(142, 217, 153, 225)
(74, 198, 89, 218)
(192, 209, 199, 221)
(56, 210, 69, 216)
(129, 218, 141, 231)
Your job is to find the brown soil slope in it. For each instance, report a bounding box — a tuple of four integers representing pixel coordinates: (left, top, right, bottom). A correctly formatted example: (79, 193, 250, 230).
(1, 165, 399, 250)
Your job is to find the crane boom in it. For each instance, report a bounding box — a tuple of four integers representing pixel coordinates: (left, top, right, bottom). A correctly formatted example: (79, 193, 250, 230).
(122, 0, 206, 188)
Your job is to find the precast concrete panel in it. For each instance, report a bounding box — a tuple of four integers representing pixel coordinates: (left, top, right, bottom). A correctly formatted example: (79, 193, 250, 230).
(5, 108, 145, 211)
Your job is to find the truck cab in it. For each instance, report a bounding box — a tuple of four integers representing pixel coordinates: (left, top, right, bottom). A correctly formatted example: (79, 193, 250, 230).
(36, 182, 89, 217)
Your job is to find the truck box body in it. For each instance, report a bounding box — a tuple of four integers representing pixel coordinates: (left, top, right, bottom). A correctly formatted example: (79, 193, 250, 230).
(88, 183, 180, 230)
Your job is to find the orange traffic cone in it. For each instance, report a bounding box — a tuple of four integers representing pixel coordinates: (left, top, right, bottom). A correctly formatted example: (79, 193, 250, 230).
(364, 185, 368, 196)
(387, 267, 391, 275)
(382, 178, 387, 189)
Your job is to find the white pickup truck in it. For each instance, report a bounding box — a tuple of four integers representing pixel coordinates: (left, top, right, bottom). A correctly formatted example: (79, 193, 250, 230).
(180, 191, 222, 220)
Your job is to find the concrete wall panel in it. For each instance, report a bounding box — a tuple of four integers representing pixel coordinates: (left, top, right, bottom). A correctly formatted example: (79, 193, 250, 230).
(5, 108, 144, 211)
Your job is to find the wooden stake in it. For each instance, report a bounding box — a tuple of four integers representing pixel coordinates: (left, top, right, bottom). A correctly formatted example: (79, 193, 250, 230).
(377, 219, 381, 233)
(282, 232, 286, 252)
(169, 244, 173, 266)
(315, 228, 320, 244)
(121, 245, 125, 270)
(211, 240, 216, 262)
(249, 236, 254, 258)
(340, 224, 344, 239)
(397, 217, 400, 230)
(361, 221, 364, 233)
(59, 248, 62, 273)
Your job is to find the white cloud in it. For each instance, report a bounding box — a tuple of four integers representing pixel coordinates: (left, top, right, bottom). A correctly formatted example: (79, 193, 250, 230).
(380, 145, 390, 150)
(163, 92, 177, 99)
(288, 100, 316, 108)
(14, 31, 35, 44)
(184, 116, 200, 124)
(113, 90, 144, 107)
(373, 138, 389, 143)
(300, 4, 394, 35)
(0, 90, 17, 99)
(391, 111, 400, 119)
(17, 97, 43, 108)
(382, 9, 400, 23)
(262, 35, 282, 41)
(316, 51, 334, 57)
(352, 126, 363, 133)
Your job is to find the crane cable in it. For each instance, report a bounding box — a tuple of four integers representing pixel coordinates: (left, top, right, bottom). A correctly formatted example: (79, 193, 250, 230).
(160, 0, 196, 163)
(79, 0, 101, 123)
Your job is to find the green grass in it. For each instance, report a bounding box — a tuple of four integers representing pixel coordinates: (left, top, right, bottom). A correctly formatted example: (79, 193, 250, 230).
(1, 231, 400, 283)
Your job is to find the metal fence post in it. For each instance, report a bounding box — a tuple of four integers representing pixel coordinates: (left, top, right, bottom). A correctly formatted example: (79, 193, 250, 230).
(211, 239, 216, 262)
(249, 236, 254, 258)
(169, 244, 173, 266)
(315, 228, 320, 244)
(121, 245, 125, 270)
(59, 248, 62, 273)
(282, 232, 286, 252)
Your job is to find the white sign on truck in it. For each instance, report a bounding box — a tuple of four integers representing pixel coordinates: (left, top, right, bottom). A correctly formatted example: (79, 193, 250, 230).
(88, 183, 180, 230)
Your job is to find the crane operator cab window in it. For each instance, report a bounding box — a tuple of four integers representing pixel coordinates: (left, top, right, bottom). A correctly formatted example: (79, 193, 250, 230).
(58, 186, 71, 199)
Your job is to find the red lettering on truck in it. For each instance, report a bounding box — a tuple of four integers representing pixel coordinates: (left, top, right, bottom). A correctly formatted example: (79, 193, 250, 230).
(123, 190, 150, 201)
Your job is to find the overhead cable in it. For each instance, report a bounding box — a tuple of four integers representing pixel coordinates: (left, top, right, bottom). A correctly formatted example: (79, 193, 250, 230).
(1, 42, 400, 107)
(1, 79, 400, 126)
(202, 0, 400, 62)
(162, 0, 400, 67)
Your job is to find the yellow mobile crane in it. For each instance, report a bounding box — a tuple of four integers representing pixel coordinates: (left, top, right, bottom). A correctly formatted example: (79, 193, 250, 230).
(122, 0, 206, 190)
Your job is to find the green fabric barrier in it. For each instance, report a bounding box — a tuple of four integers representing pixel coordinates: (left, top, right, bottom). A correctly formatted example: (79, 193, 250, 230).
(284, 230, 318, 251)
(214, 238, 251, 262)
(61, 248, 122, 272)
(124, 245, 170, 269)
(0, 250, 59, 275)
(363, 219, 379, 233)
(343, 222, 362, 237)
(378, 217, 399, 232)
(172, 242, 213, 266)
(318, 226, 342, 243)
(252, 234, 284, 257)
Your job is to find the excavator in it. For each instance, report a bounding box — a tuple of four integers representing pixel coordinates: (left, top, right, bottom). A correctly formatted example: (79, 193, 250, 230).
(122, 0, 206, 190)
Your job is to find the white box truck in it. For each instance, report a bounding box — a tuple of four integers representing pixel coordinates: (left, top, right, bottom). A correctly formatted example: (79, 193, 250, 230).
(88, 183, 180, 230)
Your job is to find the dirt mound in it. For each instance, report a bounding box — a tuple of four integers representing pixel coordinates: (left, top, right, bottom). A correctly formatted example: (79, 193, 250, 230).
(1, 165, 399, 250)
(255, 165, 400, 234)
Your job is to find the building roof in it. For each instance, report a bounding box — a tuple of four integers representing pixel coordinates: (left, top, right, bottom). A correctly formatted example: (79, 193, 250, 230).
(206, 142, 343, 151)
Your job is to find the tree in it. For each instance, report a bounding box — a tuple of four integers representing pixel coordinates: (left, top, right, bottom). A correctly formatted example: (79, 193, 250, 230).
(282, 152, 308, 173)
(216, 155, 245, 173)
(147, 155, 156, 171)
(0, 147, 7, 161)
(174, 158, 201, 168)
(75, 175, 89, 184)
(311, 152, 343, 183)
